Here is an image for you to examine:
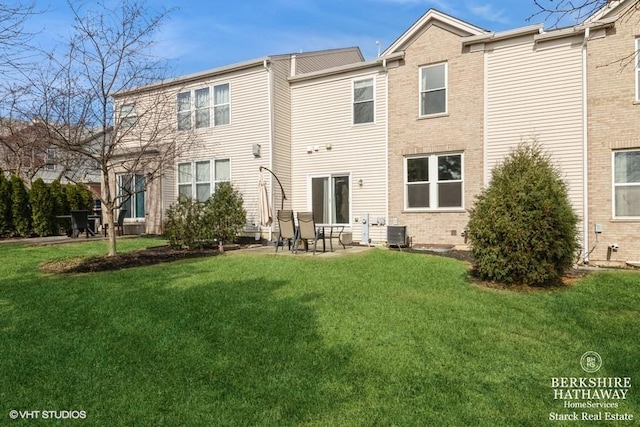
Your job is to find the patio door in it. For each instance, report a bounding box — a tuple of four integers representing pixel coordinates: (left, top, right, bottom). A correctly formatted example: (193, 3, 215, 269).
(310, 174, 350, 225)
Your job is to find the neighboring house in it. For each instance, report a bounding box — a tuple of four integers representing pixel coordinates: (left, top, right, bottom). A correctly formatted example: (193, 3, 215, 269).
(0, 119, 101, 196)
(383, 8, 622, 263)
(112, 48, 364, 236)
(289, 53, 403, 245)
(583, 0, 640, 264)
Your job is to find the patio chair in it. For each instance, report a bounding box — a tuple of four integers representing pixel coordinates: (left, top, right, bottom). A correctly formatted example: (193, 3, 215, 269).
(103, 209, 128, 237)
(275, 210, 296, 253)
(70, 210, 90, 238)
(294, 212, 324, 255)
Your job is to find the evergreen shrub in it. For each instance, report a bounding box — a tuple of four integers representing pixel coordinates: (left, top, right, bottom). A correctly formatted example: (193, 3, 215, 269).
(465, 143, 580, 286)
(11, 175, 31, 237)
(29, 178, 56, 236)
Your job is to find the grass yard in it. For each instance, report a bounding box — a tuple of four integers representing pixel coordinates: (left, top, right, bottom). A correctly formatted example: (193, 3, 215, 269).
(0, 238, 638, 426)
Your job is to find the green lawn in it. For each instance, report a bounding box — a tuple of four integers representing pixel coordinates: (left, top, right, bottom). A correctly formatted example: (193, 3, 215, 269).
(0, 238, 638, 426)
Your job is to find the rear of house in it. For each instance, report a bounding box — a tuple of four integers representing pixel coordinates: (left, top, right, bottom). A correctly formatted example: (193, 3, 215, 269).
(112, 48, 364, 236)
(290, 56, 402, 245)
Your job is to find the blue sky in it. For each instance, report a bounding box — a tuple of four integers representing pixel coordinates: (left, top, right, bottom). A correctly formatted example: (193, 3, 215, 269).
(29, 0, 574, 78)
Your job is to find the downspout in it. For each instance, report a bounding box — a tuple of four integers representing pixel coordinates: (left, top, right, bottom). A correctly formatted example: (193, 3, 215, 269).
(582, 27, 590, 263)
(383, 58, 389, 247)
(483, 46, 489, 187)
(264, 59, 274, 241)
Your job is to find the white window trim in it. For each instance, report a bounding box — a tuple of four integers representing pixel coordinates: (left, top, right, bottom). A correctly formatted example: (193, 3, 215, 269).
(213, 83, 231, 127)
(176, 158, 231, 201)
(418, 62, 448, 118)
(45, 148, 56, 171)
(636, 39, 640, 102)
(177, 82, 231, 131)
(118, 173, 146, 221)
(307, 172, 352, 226)
(352, 76, 375, 126)
(404, 152, 464, 211)
(612, 149, 640, 219)
(119, 103, 137, 129)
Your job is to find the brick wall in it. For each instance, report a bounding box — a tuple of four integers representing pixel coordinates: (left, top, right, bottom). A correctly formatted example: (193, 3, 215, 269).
(387, 24, 484, 246)
(587, 16, 640, 264)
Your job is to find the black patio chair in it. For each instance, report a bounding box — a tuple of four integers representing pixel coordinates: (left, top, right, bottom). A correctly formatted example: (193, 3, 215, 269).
(70, 210, 90, 238)
(103, 209, 128, 237)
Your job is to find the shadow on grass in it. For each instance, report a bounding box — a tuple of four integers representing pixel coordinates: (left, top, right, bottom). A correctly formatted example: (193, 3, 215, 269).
(0, 275, 355, 426)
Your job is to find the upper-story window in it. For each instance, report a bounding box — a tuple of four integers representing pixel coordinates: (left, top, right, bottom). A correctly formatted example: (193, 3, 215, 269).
(613, 149, 640, 218)
(120, 103, 136, 129)
(177, 92, 191, 131)
(353, 78, 374, 124)
(636, 39, 640, 102)
(177, 83, 230, 130)
(195, 88, 210, 129)
(405, 153, 463, 210)
(45, 148, 56, 171)
(419, 63, 447, 117)
(214, 84, 230, 126)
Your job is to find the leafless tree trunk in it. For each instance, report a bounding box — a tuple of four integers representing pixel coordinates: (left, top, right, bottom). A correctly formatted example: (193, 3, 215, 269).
(11, 0, 195, 256)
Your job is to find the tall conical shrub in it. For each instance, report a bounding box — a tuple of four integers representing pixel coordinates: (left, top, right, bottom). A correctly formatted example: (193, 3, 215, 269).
(30, 178, 56, 236)
(10, 175, 31, 237)
(465, 142, 579, 286)
(0, 170, 12, 235)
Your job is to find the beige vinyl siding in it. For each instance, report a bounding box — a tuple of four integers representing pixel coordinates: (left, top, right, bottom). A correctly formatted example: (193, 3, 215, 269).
(485, 35, 585, 223)
(270, 57, 292, 213)
(290, 67, 388, 243)
(161, 65, 272, 232)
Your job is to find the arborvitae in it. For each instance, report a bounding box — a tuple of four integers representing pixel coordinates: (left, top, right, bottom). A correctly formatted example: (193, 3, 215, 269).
(0, 169, 12, 235)
(10, 175, 31, 237)
(29, 178, 56, 236)
(465, 142, 579, 287)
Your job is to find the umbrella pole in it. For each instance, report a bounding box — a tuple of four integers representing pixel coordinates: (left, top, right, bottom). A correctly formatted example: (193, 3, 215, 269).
(259, 166, 287, 211)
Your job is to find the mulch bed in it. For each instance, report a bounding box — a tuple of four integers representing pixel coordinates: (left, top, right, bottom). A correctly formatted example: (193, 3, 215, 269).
(40, 245, 229, 274)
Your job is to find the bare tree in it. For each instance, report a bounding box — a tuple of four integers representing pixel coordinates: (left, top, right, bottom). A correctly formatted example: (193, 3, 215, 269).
(531, 0, 632, 27)
(0, 1, 37, 73)
(16, 0, 195, 256)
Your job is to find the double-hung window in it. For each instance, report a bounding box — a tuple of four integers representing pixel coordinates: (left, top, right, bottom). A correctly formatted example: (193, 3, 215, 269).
(405, 153, 463, 210)
(213, 83, 230, 126)
(177, 91, 192, 131)
(118, 174, 145, 219)
(311, 175, 350, 225)
(177, 159, 231, 202)
(177, 83, 230, 130)
(120, 103, 137, 129)
(419, 63, 447, 117)
(636, 39, 640, 102)
(613, 150, 640, 218)
(195, 88, 210, 129)
(353, 78, 374, 124)
(45, 148, 56, 171)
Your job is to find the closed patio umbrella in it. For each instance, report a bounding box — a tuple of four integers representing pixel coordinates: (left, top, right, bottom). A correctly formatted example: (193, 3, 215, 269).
(258, 174, 272, 227)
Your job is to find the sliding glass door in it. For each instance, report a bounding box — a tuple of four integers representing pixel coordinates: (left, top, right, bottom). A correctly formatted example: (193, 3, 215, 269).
(311, 175, 350, 225)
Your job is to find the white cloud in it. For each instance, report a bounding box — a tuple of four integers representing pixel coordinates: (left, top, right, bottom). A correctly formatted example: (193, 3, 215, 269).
(467, 3, 511, 25)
